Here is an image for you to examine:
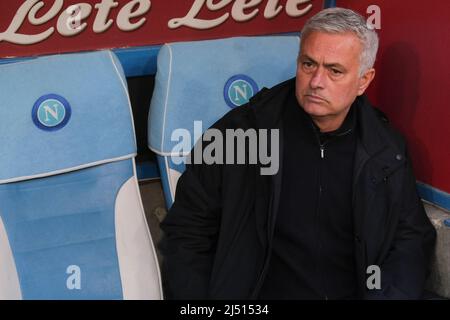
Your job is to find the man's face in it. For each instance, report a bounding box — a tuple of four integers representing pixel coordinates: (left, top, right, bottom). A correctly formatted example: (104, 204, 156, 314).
(296, 31, 374, 129)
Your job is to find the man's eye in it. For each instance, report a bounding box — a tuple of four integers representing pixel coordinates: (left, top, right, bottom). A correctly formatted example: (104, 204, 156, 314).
(303, 61, 313, 68)
(331, 68, 342, 75)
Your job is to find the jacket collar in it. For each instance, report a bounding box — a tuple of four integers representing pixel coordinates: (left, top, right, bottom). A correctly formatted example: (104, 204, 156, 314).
(248, 77, 406, 182)
(355, 94, 391, 157)
(249, 78, 294, 130)
(249, 77, 403, 163)
(353, 94, 406, 179)
(249, 76, 408, 200)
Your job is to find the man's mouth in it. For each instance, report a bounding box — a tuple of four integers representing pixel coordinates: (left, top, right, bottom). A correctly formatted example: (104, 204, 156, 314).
(305, 94, 327, 103)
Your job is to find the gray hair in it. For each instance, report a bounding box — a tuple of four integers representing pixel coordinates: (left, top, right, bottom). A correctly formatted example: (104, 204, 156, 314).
(301, 7, 379, 76)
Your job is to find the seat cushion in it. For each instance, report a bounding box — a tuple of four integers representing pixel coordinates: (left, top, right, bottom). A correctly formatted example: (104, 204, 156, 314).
(0, 160, 134, 299)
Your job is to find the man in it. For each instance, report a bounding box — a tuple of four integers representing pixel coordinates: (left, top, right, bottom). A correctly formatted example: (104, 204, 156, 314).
(159, 8, 436, 299)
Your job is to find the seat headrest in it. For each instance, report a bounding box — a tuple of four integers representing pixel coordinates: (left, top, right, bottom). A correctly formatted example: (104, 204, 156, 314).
(148, 36, 300, 155)
(0, 51, 136, 184)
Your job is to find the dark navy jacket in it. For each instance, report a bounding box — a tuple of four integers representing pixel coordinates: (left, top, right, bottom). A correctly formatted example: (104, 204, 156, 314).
(160, 78, 436, 300)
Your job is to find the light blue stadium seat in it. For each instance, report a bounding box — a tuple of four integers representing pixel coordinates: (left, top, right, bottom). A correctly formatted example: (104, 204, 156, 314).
(0, 51, 162, 299)
(148, 36, 300, 208)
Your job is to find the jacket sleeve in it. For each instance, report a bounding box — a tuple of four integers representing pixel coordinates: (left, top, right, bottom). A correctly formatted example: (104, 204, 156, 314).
(365, 152, 437, 299)
(159, 152, 222, 299)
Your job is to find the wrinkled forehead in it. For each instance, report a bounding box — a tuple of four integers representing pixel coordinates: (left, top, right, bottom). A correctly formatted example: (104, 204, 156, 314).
(300, 31, 363, 68)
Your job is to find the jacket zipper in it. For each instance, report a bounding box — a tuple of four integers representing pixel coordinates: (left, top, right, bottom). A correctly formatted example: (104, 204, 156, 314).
(314, 126, 353, 300)
(317, 127, 353, 159)
(252, 117, 353, 299)
(317, 139, 327, 299)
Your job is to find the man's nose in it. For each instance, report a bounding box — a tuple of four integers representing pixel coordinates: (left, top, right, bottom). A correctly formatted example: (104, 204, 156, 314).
(310, 67, 325, 89)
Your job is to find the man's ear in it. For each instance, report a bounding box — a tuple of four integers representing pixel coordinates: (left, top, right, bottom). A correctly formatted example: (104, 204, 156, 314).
(357, 68, 376, 96)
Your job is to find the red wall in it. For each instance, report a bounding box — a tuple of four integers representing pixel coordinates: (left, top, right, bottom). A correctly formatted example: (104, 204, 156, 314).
(338, 0, 450, 193)
(0, 0, 322, 58)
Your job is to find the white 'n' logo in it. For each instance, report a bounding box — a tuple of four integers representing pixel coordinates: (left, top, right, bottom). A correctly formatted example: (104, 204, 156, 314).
(233, 84, 248, 102)
(43, 104, 60, 122)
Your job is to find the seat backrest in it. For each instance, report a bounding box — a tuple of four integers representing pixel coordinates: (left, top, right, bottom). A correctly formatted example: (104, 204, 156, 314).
(0, 51, 162, 299)
(148, 36, 299, 208)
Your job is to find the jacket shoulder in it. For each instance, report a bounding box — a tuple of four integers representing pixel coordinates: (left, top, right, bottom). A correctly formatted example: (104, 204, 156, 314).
(249, 78, 295, 105)
(373, 107, 389, 124)
(211, 78, 295, 130)
(371, 105, 407, 153)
